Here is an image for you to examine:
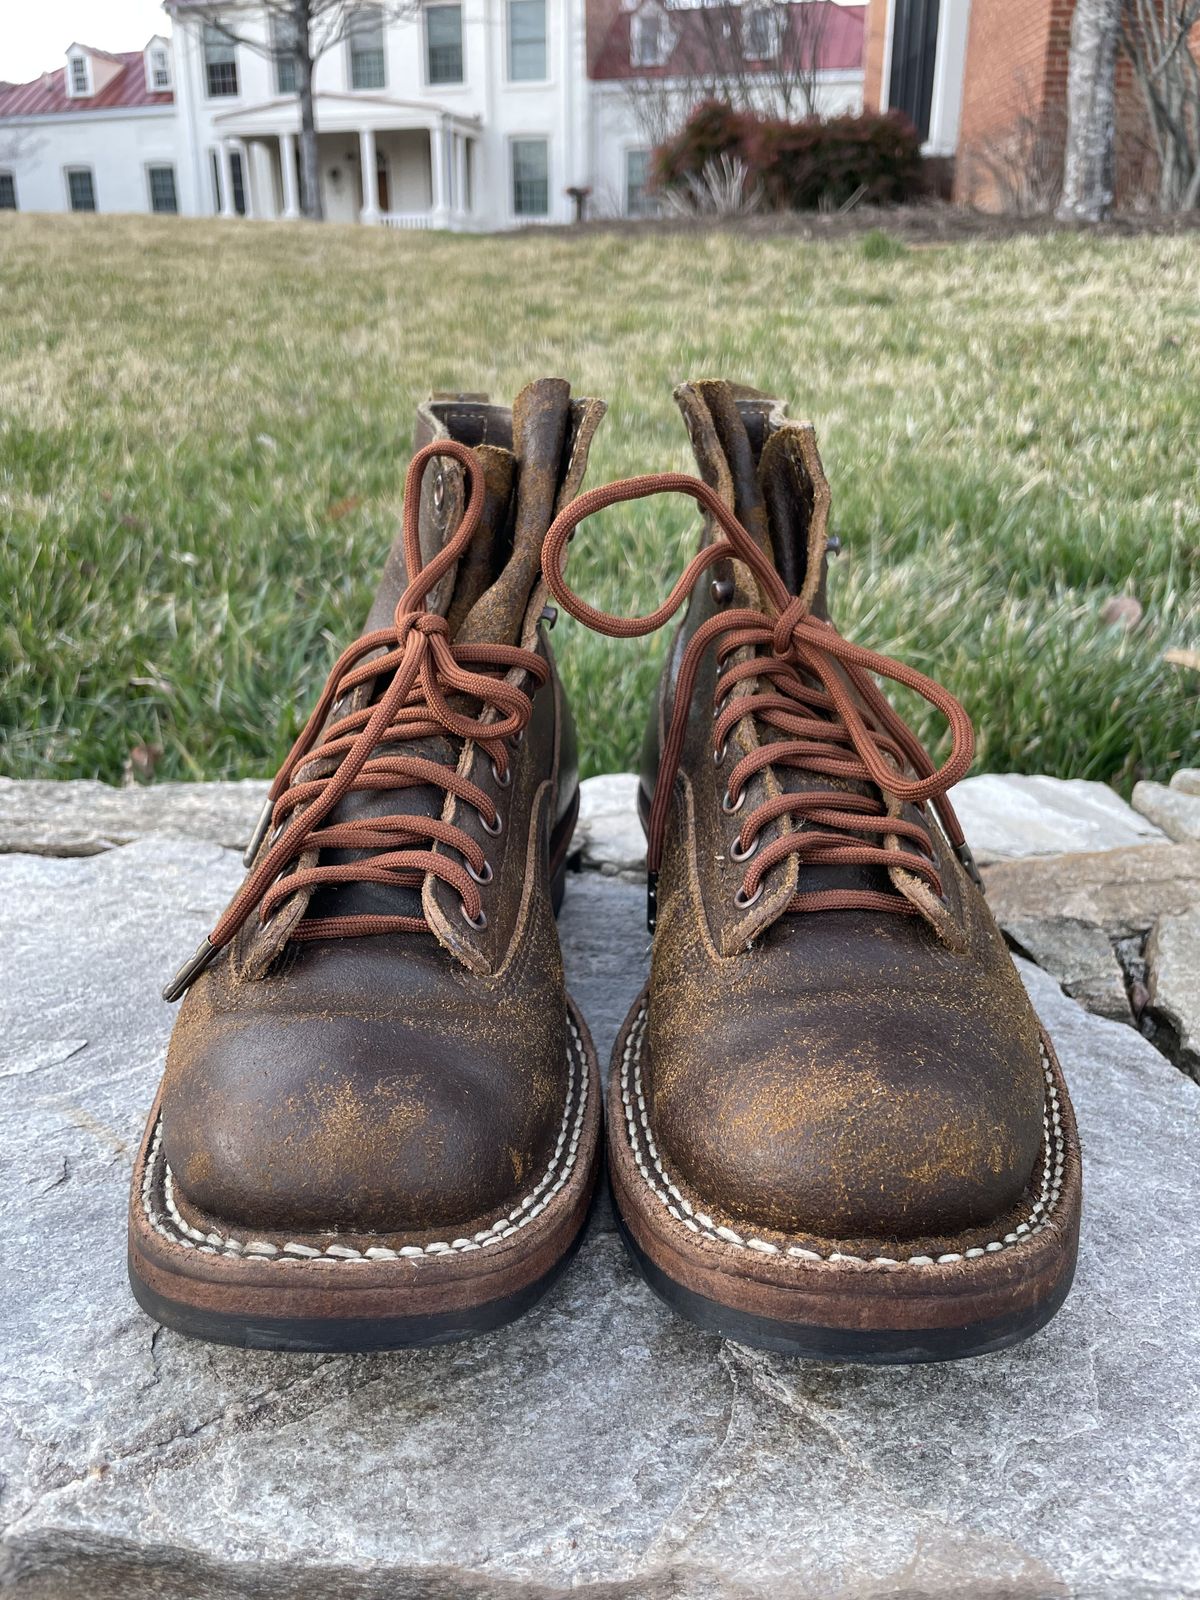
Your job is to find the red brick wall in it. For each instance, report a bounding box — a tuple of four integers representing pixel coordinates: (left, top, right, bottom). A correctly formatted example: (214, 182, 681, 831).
(954, 0, 1075, 208)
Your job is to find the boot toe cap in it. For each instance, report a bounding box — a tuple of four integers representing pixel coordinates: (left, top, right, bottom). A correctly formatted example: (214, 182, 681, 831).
(160, 1007, 565, 1236)
(649, 995, 1046, 1242)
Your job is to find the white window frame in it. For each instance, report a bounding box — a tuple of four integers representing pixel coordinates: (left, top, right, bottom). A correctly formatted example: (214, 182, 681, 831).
(0, 170, 17, 211)
(67, 53, 92, 98)
(146, 163, 179, 214)
(202, 23, 240, 99)
(145, 44, 171, 93)
(509, 134, 550, 219)
(65, 166, 97, 212)
(271, 12, 299, 94)
(624, 145, 655, 217)
(743, 4, 784, 62)
(507, 0, 550, 85)
(347, 4, 388, 90)
(630, 7, 671, 70)
(424, 2, 465, 88)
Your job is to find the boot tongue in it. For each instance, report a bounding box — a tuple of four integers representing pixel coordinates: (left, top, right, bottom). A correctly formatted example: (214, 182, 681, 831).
(247, 383, 584, 954)
(454, 377, 573, 647)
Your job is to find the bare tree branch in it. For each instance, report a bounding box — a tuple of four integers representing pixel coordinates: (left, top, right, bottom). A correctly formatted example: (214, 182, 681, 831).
(1120, 0, 1200, 209)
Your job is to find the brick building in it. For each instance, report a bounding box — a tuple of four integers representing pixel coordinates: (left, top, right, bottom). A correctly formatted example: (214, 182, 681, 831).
(862, 0, 1159, 210)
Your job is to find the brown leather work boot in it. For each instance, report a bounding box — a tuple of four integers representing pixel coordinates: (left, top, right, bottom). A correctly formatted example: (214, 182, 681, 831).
(129, 380, 605, 1350)
(542, 381, 1081, 1362)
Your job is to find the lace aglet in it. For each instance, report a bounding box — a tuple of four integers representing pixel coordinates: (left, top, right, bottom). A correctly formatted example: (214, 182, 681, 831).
(956, 840, 984, 891)
(646, 871, 659, 934)
(162, 938, 216, 1003)
(242, 797, 273, 868)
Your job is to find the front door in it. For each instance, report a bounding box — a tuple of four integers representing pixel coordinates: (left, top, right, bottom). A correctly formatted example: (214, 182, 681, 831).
(376, 152, 389, 213)
(888, 0, 940, 143)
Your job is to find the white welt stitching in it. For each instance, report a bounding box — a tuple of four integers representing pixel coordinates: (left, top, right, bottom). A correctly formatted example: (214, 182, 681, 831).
(620, 1003, 1067, 1269)
(140, 1018, 588, 1263)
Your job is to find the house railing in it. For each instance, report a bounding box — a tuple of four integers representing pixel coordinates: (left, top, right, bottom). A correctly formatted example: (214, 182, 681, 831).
(381, 211, 434, 230)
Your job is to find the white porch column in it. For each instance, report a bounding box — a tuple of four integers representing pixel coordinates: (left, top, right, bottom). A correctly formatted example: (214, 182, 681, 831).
(218, 140, 237, 219)
(454, 132, 468, 220)
(359, 126, 380, 224)
(233, 140, 255, 219)
(279, 132, 301, 220)
(430, 115, 449, 226)
(250, 141, 275, 219)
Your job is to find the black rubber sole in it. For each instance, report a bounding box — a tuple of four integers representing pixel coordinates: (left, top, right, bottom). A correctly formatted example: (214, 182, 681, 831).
(130, 1195, 595, 1352)
(615, 1208, 1076, 1365)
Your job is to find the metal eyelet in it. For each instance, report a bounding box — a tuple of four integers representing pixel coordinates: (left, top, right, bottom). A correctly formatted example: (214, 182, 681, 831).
(460, 902, 487, 930)
(480, 809, 503, 836)
(735, 883, 763, 910)
(712, 741, 727, 767)
(730, 833, 758, 862)
(491, 760, 512, 789)
(432, 469, 446, 513)
(467, 859, 493, 885)
(510, 728, 525, 749)
(722, 787, 745, 815)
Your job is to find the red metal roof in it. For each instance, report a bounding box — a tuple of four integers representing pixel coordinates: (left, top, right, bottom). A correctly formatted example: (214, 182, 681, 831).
(0, 50, 173, 118)
(590, 1, 866, 81)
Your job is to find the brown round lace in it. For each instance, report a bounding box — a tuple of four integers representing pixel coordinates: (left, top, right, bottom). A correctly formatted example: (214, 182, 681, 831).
(542, 472, 975, 919)
(210, 440, 546, 948)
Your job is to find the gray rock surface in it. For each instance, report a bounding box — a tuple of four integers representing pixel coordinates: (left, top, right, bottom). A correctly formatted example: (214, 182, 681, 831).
(949, 773, 1166, 864)
(1001, 915, 1131, 1022)
(0, 777, 268, 857)
(574, 772, 645, 878)
(1172, 768, 1200, 797)
(1132, 780, 1200, 843)
(983, 841, 1200, 941)
(1146, 906, 1200, 1079)
(2, 837, 1199, 1598)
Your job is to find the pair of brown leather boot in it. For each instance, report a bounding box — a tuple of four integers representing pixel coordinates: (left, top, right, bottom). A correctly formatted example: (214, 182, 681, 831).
(129, 379, 1080, 1362)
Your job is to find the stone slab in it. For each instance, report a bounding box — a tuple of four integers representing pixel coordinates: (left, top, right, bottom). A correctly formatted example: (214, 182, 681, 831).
(949, 774, 1166, 865)
(1146, 906, 1200, 1080)
(1172, 769, 1200, 797)
(983, 841, 1200, 942)
(0, 777, 268, 857)
(1001, 914, 1131, 1022)
(1132, 780, 1200, 843)
(574, 772, 645, 878)
(1, 840, 1199, 1599)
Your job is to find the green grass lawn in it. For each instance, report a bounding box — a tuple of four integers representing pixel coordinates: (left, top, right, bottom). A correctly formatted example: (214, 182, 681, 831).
(1, 214, 1196, 790)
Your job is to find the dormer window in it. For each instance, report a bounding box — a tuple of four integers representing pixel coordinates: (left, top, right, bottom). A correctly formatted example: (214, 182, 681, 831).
(68, 53, 91, 96)
(630, 7, 672, 69)
(145, 42, 172, 93)
(743, 5, 784, 62)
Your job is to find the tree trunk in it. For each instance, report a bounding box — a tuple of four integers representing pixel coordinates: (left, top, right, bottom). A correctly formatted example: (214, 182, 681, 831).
(295, 10, 323, 222)
(1057, 0, 1123, 221)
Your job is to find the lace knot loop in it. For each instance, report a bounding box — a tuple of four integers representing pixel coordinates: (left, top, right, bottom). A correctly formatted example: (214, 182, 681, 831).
(541, 469, 976, 926)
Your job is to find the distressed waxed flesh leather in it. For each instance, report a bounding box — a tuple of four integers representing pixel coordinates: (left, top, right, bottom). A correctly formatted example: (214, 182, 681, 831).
(156, 379, 604, 1238)
(637, 382, 1046, 1247)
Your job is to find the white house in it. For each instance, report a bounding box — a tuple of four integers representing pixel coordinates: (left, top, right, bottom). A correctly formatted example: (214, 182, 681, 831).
(167, 0, 594, 228)
(0, 41, 182, 218)
(0, 2, 866, 230)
